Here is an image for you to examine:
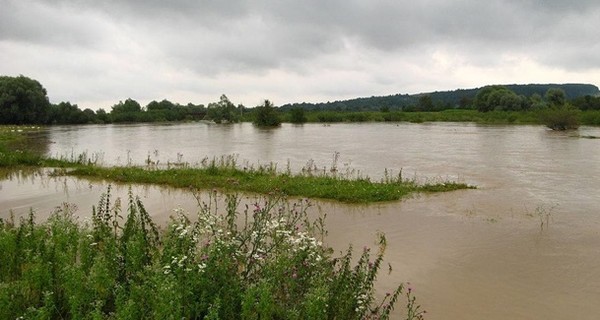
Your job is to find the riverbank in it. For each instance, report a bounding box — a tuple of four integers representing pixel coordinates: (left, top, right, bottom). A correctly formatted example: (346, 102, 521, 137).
(277, 109, 600, 126)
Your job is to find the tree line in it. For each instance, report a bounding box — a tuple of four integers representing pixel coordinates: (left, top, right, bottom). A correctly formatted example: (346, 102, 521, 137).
(0, 75, 206, 125)
(281, 83, 600, 112)
(0, 75, 287, 126)
(2, 75, 599, 127)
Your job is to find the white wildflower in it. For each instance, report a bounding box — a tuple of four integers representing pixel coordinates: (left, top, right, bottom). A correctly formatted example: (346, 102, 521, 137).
(179, 228, 188, 238)
(177, 255, 188, 267)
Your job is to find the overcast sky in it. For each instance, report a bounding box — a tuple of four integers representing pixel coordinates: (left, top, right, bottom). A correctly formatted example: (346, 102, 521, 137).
(1, 0, 599, 110)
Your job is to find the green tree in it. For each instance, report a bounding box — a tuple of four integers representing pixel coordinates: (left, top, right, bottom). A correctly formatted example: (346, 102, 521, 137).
(145, 99, 184, 122)
(48, 101, 94, 124)
(82, 108, 96, 123)
(289, 107, 307, 124)
(110, 98, 142, 122)
(253, 99, 281, 127)
(0, 75, 50, 124)
(205, 95, 239, 123)
(530, 93, 545, 109)
(544, 88, 566, 107)
(572, 95, 600, 110)
(111, 98, 141, 113)
(537, 89, 579, 130)
(458, 96, 473, 109)
(183, 103, 206, 120)
(475, 86, 527, 112)
(416, 95, 434, 111)
(146, 99, 175, 111)
(95, 108, 110, 123)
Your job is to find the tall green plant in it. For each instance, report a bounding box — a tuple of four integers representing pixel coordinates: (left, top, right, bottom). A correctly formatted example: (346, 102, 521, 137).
(0, 189, 425, 319)
(289, 107, 307, 124)
(253, 99, 281, 127)
(538, 103, 580, 130)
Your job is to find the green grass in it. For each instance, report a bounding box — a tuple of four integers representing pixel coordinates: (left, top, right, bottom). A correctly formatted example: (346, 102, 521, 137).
(0, 191, 425, 319)
(65, 165, 473, 203)
(281, 109, 543, 124)
(283, 109, 600, 125)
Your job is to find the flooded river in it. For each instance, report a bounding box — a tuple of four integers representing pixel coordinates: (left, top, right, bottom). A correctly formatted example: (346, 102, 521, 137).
(2, 122, 600, 319)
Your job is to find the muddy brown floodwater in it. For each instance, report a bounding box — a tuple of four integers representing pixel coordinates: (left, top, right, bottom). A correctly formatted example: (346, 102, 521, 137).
(2, 122, 600, 319)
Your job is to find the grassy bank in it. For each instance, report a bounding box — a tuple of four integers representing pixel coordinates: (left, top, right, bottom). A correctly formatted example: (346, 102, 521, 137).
(0, 191, 425, 319)
(281, 109, 541, 124)
(278, 109, 600, 126)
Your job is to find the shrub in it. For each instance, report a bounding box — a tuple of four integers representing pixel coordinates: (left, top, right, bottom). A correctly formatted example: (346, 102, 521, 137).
(253, 100, 281, 127)
(0, 189, 425, 319)
(289, 108, 308, 124)
(580, 110, 600, 126)
(538, 104, 580, 130)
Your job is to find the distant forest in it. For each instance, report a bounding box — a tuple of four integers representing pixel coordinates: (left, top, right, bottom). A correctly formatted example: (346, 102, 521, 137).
(280, 83, 600, 111)
(2, 74, 600, 125)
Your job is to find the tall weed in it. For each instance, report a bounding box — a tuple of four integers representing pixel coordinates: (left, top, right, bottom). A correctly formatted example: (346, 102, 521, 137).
(0, 188, 424, 319)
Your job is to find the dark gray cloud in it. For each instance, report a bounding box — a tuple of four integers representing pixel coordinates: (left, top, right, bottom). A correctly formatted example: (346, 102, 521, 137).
(1, 0, 599, 108)
(0, 0, 105, 46)
(7, 0, 599, 69)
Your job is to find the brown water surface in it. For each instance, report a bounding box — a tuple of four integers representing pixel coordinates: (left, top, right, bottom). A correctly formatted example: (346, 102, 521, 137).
(2, 122, 600, 319)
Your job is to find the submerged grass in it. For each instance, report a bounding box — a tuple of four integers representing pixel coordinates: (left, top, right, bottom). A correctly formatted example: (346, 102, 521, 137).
(0, 190, 425, 319)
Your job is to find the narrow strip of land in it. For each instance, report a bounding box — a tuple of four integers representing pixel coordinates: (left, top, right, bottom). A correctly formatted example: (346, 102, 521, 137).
(1, 126, 473, 203)
(65, 165, 472, 203)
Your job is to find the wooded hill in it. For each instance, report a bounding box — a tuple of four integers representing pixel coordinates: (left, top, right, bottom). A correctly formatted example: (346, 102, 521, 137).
(280, 83, 600, 111)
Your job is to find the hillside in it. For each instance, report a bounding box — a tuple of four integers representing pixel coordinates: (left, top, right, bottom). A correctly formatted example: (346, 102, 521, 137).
(279, 83, 600, 111)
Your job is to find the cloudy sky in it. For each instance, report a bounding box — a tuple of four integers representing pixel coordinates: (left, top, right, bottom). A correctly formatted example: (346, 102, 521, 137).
(1, 0, 599, 110)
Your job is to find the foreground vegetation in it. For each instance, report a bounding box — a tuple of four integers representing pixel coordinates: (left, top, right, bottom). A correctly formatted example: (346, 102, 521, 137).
(0, 190, 425, 319)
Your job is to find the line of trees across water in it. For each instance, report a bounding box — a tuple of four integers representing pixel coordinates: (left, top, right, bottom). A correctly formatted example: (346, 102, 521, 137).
(2, 75, 600, 129)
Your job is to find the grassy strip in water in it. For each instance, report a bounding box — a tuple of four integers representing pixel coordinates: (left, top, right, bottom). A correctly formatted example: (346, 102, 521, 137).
(0, 191, 425, 319)
(2, 125, 472, 203)
(66, 165, 472, 203)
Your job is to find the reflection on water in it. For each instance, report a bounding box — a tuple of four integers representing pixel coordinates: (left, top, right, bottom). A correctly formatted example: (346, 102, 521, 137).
(0, 169, 200, 225)
(4, 128, 52, 155)
(2, 122, 600, 319)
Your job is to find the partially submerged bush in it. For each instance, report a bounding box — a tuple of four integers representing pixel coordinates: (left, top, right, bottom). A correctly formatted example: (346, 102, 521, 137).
(253, 99, 281, 127)
(538, 104, 580, 130)
(0, 188, 425, 319)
